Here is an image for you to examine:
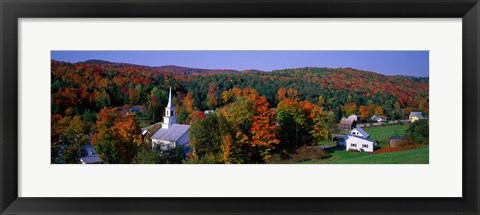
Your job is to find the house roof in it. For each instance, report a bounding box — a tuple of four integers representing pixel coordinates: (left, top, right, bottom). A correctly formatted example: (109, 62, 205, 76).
(351, 126, 369, 138)
(347, 115, 359, 120)
(152, 124, 190, 143)
(116, 104, 145, 115)
(343, 134, 375, 143)
(409, 112, 423, 118)
(340, 118, 355, 125)
(80, 144, 102, 164)
(80, 155, 102, 164)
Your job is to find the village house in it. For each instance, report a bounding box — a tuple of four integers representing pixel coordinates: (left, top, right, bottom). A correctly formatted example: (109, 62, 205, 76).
(370, 114, 388, 122)
(79, 144, 102, 164)
(409, 112, 425, 123)
(347, 114, 359, 122)
(151, 88, 190, 151)
(339, 117, 357, 130)
(343, 134, 377, 152)
(141, 129, 151, 144)
(338, 126, 376, 152)
(116, 104, 146, 116)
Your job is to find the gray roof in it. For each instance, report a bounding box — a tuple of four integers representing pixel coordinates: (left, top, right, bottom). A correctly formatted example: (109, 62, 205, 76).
(347, 115, 359, 120)
(351, 126, 369, 138)
(340, 118, 355, 125)
(343, 134, 375, 143)
(409, 112, 423, 118)
(152, 124, 190, 143)
(80, 144, 102, 164)
(80, 155, 102, 164)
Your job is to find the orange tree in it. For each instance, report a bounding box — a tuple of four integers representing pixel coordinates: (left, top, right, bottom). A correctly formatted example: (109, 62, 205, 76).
(92, 107, 143, 164)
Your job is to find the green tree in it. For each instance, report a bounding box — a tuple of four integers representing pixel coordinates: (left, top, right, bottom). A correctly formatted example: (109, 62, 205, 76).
(132, 147, 160, 164)
(159, 145, 188, 164)
(277, 98, 308, 154)
(52, 116, 90, 164)
(224, 97, 255, 133)
(148, 87, 168, 122)
(344, 102, 358, 116)
(95, 140, 122, 164)
(405, 120, 429, 145)
(189, 113, 225, 159)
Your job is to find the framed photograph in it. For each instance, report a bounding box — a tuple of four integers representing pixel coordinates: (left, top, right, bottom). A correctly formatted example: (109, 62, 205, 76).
(1, 0, 479, 214)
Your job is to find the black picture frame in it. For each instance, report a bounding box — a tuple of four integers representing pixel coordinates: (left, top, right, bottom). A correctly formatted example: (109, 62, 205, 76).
(1, 0, 479, 214)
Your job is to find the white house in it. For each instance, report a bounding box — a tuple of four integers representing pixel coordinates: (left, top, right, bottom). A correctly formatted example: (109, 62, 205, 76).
(151, 87, 190, 150)
(370, 114, 387, 122)
(349, 126, 370, 139)
(343, 134, 377, 152)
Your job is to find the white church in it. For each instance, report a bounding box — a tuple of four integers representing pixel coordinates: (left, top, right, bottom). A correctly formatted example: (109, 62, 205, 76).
(151, 87, 190, 150)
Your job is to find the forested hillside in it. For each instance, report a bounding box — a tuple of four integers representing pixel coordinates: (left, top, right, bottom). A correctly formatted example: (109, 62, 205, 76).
(51, 59, 429, 164)
(51, 59, 428, 122)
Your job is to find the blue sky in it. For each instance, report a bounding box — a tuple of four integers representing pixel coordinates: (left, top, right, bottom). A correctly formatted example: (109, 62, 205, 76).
(51, 51, 429, 77)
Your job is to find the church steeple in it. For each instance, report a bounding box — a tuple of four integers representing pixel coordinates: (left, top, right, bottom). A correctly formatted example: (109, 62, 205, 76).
(166, 87, 173, 109)
(162, 87, 176, 129)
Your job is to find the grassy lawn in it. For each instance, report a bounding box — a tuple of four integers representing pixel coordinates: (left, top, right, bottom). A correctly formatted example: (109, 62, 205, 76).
(318, 140, 336, 147)
(301, 146, 429, 164)
(364, 123, 409, 147)
(300, 123, 429, 164)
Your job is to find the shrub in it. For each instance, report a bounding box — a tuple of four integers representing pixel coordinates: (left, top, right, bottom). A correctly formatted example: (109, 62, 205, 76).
(405, 120, 429, 145)
(288, 146, 329, 163)
(183, 153, 219, 164)
(265, 154, 288, 164)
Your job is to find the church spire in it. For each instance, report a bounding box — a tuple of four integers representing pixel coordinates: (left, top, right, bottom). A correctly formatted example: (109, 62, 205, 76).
(162, 87, 176, 129)
(166, 87, 173, 109)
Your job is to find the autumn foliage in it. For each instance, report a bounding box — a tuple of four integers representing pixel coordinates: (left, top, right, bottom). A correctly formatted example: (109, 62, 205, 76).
(51, 59, 429, 164)
(92, 107, 143, 164)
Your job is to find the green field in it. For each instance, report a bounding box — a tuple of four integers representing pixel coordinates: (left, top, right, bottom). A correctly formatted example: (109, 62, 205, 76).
(364, 124, 408, 147)
(300, 123, 429, 164)
(301, 146, 429, 164)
